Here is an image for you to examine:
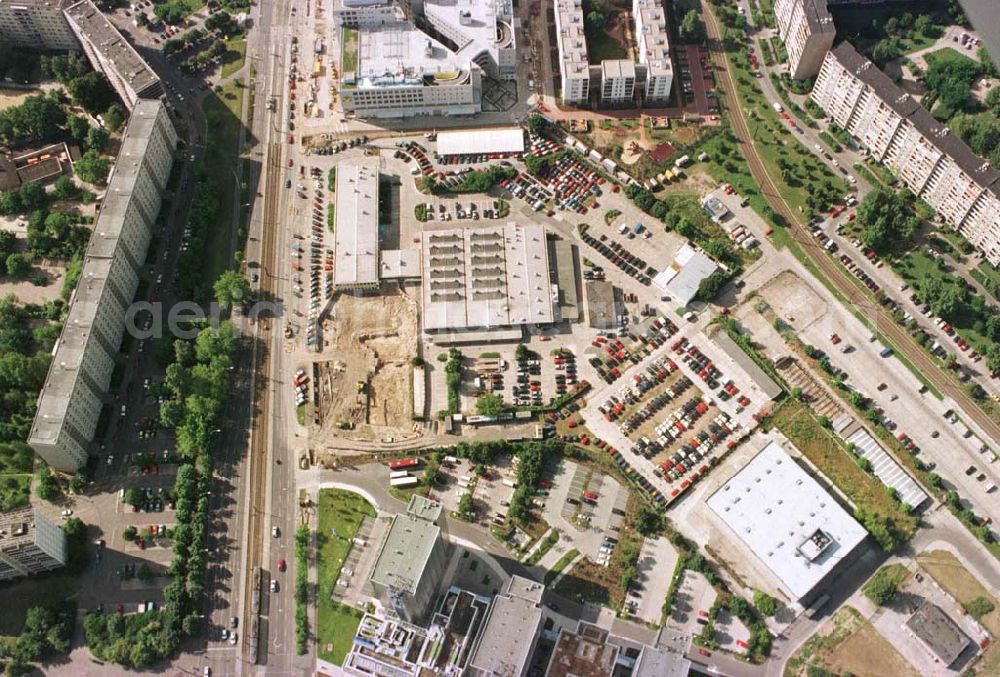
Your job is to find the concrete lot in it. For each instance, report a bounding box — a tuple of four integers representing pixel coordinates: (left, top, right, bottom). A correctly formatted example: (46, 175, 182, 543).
(668, 570, 717, 635)
(631, 535, 679, 624)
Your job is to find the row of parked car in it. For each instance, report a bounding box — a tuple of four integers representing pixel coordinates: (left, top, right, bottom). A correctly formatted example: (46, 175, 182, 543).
(620, 376, 694, 437)
(579, 229, 656, 286)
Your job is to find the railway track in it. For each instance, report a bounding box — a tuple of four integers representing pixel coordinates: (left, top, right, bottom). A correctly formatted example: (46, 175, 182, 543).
(702, 8, 1000, 445)
(242, 140, 281, 661)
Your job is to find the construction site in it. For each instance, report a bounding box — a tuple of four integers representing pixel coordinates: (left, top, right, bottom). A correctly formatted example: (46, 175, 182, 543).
(310, 290, 421, 443)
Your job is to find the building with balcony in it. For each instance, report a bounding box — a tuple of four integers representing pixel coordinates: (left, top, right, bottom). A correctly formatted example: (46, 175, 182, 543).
(0, 0, 77, 50)
(28, 100, 176, 473)
(812, 43, 1000, 265)
(0, 508, 67, 582)
(773, 0, 835, 80)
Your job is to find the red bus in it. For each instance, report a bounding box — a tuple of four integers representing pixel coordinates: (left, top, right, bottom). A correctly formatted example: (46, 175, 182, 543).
(388, 457, 422, 470)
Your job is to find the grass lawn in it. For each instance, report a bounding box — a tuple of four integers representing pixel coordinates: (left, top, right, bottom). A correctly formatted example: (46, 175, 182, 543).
(221, 34, 247, 78)
(828, 0, 946, 55)
(924, 46, 979, 69)
(972, 262, 1000, 299)
(768, 399, 917, 538)
(0, 475, 30, 512)
(316, 489, 375, 665)
(892, 250, 994, 355)
(342, 28, 359, 74)
(200, 80, 244, 282)
(587, 31, 627, 63)
(0, 571, 79, 636)
(544, 548, 578, 585)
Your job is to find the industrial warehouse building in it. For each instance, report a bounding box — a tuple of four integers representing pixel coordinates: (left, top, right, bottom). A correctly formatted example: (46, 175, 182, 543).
(706, 441, 868, 603)
(421, 224, 556, 342)
(436, 128, 526, 158)
(334, 162, 381, 290)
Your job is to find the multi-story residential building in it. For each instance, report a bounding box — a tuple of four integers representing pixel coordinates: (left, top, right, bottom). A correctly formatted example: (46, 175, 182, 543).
(0, 0, 161, 106)
(633, 0, 672, 102)
(554, 0, 673, 108)
(0, 0, 77, 49)
(773, 0, 835, 80)
(600, 60, 635, 103)
(422, 0, 516, 81)
(554, 0, 590, 105)
(64, 0, 163, 106)
(28, 101, 177, 473)
(0, 508, 67, 582)
(812, 43, 1000, 264)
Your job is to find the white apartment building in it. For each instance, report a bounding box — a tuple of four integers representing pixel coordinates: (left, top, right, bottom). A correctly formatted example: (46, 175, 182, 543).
(64, 0, 163, 105)
(773, 0, 835, 80)
(812, 43, 1000, 264)
(633, 0, 672, 101)
(0, 0, 77, 50)
(554, 0, 590, 105)
(601, 60, 635, 102)
(29, 101, 177, 473)
(422, 0, 516, 81)
(554, 0, 673, 107)
(0, 0, 161, 106)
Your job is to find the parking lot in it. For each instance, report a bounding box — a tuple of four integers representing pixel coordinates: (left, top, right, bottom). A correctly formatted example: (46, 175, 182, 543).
(668, 569, 717, 634)
(330, 515, 386, 609)
(541, 459, 626, 562)
(630, 535, 678, 624)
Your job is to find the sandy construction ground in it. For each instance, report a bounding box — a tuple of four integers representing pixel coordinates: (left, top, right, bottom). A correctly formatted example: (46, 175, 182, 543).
(312, 290, 420, 442)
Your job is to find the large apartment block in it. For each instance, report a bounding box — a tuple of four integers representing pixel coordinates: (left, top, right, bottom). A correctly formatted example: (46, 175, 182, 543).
(0, 0, 161, 106)
(0, 508, 67, 582)
(0, 0, 77, 49)
(29, 100, 177, 473)
(812, 43, 1000, 264)
(554, 0, 673, 107)
(773, 0, 835, 80)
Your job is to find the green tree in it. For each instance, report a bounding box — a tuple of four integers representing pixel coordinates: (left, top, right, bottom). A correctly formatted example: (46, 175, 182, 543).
(457, 492, 474, 520)
(67, 72, 117, 117)
(681, 9, 706, 41)
(0, 189, 20, 215)
(104, 104, 126, 133)
(752, 590, 778, 616)
(123, 487, 144, 506)
(123, 525, 138, 541)
(634, 507, 663, 536)
(925, 54, 982, 112)
(5, 253, 30, 277)
(527, 114, 546, 137)
(872, 38, 902, 67)
(53, 175, 78, 201)
(856, 187, 918, 254)
(863, 568, 900, 605)
(18, 181, 45, 211)
(86, 126, 110, 152)
(74, 150, 110, 185)
(212, 269, 252, 308)
(137, 563, 154, 583)
(475, 393, 505, 416)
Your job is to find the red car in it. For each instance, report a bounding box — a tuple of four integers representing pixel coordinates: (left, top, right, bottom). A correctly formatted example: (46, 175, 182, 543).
(278, 558, 286, 572)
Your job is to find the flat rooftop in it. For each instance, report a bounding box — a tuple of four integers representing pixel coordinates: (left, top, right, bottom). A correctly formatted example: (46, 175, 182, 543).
(653, 243, 718, 307)
(422, 224, 555, 332)
(706, 441, 868, 601)
(546, 622, 619, 677)
(423, 0, 513, 59)
(352, 21, 469, 87)
(334, 163, 380, 288)
(437, 127, 525, 156)
(65, 0, 160, 96)
(369, 513, 441, 594)
(468, 576, 544, 675)
(634, 0, 672, 77)
(0, 507, 49, 551)
(906, 602, 971, 667)
(379, 248, 421, 279)
(555, 0, 589, 76)
(712, 331, 783, 401)
(406, 495, 442, 524)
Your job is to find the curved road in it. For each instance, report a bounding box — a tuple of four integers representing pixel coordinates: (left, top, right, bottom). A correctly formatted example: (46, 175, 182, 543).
(702, 8, 1000, 446)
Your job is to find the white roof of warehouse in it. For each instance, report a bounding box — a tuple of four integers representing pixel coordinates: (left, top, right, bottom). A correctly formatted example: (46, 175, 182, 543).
(436, 128, 525, 156)
(422, 224, 554, 332)
(706, 441, 868, 601)
(334, 163, 380, 288)
(653, 243, 718, 306)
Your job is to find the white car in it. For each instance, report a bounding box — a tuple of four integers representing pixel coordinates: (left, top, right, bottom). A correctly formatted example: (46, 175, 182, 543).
(270, 579, 278, 592)
(272, 526, 280, 538)
(60, 509, 73, 517)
